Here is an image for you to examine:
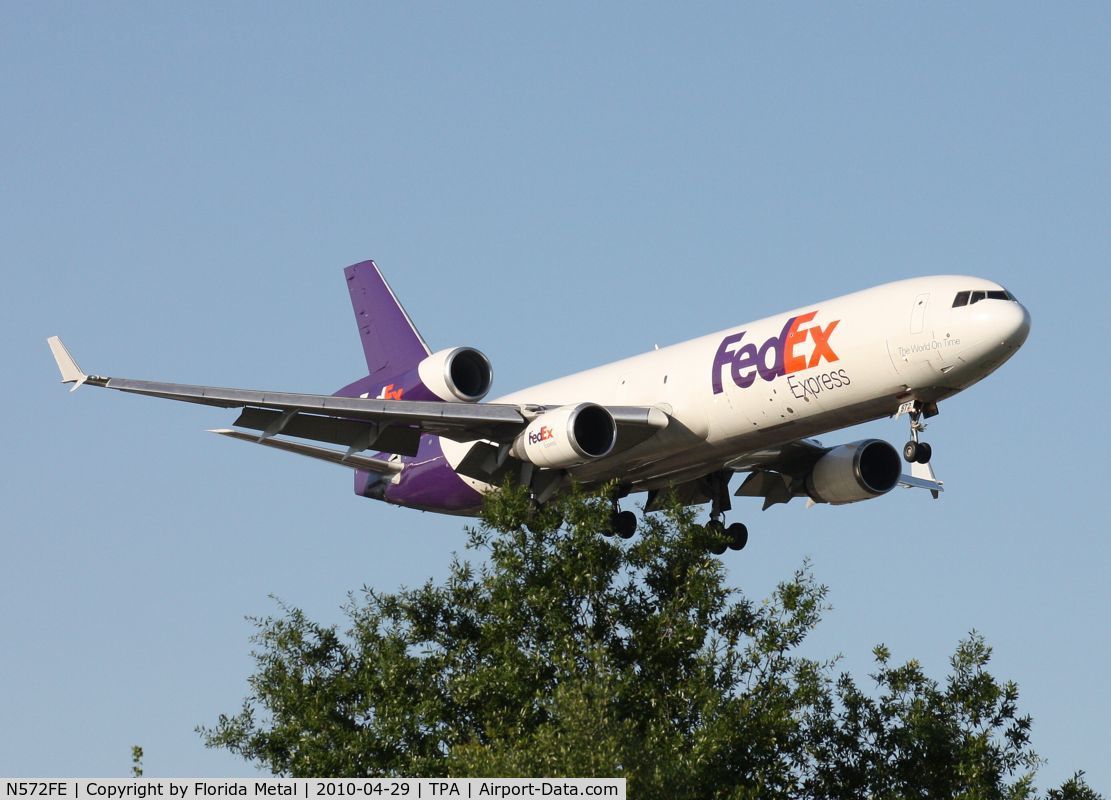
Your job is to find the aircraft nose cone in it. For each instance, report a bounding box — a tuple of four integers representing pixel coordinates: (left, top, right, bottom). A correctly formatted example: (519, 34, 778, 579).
(981, 299, 1031, 351)
(1007, 302, 1032, 348)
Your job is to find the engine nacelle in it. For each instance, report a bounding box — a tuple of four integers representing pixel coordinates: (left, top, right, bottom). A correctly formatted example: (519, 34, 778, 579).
(415, 347, 493, 402)
(805, 439, 901, 505)
(511, 403, 617, 469)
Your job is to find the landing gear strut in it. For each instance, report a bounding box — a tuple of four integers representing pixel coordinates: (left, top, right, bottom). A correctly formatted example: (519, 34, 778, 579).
(606, 487, 637, 539)
(705, 471, 748, 554)
(902, 402, 936, 464)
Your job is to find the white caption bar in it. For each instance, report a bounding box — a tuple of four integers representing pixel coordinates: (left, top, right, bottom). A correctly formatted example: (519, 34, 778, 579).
(2, 780, 625, 800)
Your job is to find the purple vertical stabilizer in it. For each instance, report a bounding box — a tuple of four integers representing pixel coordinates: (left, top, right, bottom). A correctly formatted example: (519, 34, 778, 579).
(345, 260, 431, 378)
(337, 262, 483, 513)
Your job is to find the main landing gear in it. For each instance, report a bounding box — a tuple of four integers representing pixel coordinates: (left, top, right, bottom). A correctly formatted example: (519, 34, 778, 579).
(604, 487, 638, 539)
(705, 471, 748, 555)
(902, 401, 937, 465)
(609, 509, 637, 539)
(706, 516, 749, 555)
(602, 505, 748, 552)
(602, 476, 749, 553)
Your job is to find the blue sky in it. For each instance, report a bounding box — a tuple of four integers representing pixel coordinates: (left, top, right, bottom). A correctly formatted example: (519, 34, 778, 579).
(3, 2, 1109, 788)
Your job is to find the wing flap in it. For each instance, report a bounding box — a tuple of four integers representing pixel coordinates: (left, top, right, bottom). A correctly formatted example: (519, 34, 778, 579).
(209, 429, 402, 474)
(727, 440, 824, 509)
(454, 441, 521, 485)
(232, 408, 422, 456)
(724, 438, 826, 475)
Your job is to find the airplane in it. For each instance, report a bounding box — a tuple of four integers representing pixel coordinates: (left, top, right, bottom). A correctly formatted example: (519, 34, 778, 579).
(48, 260, 1031, 554)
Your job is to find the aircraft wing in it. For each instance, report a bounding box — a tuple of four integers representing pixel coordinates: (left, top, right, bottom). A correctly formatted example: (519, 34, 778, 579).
(726, 438, 943, 509)
(47, 337, 668, 459)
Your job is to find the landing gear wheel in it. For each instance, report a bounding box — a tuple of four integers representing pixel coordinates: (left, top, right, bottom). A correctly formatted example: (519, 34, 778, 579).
(914, 442, 932, 464)
(903, 441, 919, 463)
(613, 510, 637, 539)
(726, 522, 748, 551)
(705, 520, 727, 555)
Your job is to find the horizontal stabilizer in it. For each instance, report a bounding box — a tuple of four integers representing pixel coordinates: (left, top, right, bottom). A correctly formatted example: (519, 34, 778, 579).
(209, 429, 401, 475)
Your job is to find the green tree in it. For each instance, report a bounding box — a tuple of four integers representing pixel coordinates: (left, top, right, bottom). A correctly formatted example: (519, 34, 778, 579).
(201, 485, 1101, 799)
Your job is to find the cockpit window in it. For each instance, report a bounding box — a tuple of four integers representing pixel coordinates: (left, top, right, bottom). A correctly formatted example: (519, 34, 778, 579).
(953, 288, 1018, 307)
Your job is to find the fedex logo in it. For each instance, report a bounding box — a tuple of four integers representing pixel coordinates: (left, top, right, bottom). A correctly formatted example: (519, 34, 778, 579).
(711, 310, 840, 394)
(377, 384, 404, 400)
(528, 426, 554, 445)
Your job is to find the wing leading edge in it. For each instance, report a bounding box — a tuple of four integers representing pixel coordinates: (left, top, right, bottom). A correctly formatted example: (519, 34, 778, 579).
(47, 337, 669, 465)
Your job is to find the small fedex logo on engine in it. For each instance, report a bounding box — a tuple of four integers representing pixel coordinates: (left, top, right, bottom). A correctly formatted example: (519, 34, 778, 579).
(712, 310, 840, 394)
(528, 426, 554, 445)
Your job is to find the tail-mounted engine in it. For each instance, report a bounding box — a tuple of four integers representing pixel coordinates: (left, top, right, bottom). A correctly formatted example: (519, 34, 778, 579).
(510, 403, 617, 469)
(367, 347, 493, 403)
(805, 439, 902, 505)
(416, 347, 493, 402)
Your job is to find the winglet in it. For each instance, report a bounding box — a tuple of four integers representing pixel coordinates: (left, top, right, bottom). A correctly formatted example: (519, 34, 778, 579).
(47, 336, 89, 391)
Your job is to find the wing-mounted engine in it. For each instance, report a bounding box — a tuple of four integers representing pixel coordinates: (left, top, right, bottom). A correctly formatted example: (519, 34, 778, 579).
(368, 347, 493, 403)
(804, 438, 901, 505)
(510, 403, 617, 468)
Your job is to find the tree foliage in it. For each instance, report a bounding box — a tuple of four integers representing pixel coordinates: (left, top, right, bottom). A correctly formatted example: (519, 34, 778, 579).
(202, 485, 1101, 799)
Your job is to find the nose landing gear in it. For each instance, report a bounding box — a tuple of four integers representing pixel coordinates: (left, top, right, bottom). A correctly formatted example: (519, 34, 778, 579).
(901, 401, 937, 464)
(903, 439, 932, 464)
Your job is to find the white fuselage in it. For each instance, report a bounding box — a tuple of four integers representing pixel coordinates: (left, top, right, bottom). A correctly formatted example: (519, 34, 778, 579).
(442, 276, 1030, 497)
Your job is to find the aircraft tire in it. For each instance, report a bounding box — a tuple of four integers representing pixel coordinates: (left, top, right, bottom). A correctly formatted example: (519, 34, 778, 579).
(706, 520, 727, 554)
(903, 441, 919, 462)
(614, 510, 637, 539)
(727, 522, 748, 551)
(914, 442, 932, 464)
